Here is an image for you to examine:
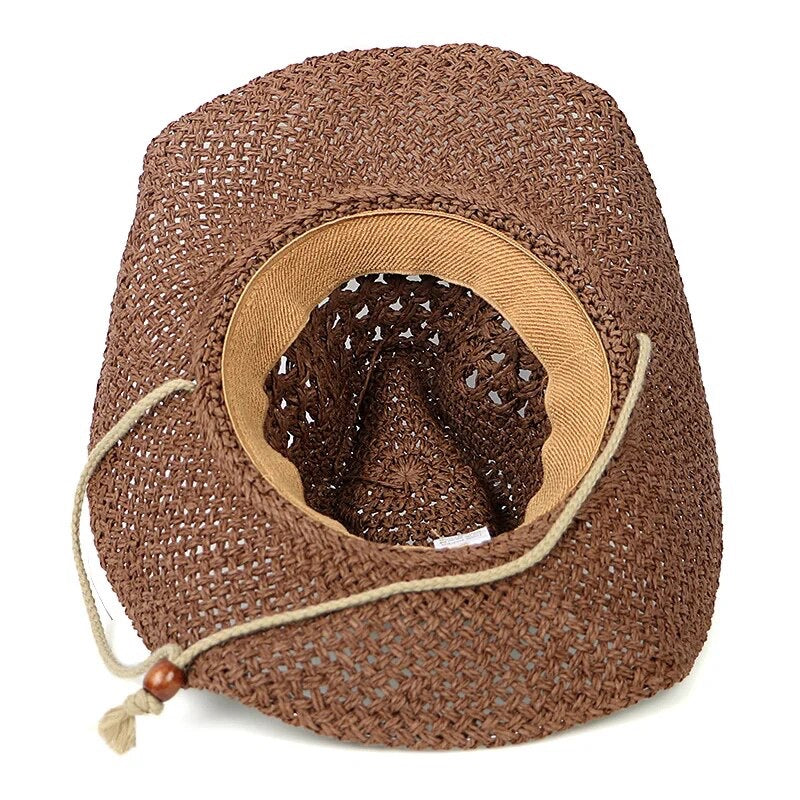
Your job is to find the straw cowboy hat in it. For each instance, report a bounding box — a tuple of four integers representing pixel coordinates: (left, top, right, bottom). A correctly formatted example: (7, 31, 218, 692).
(72, 43, 722, 753)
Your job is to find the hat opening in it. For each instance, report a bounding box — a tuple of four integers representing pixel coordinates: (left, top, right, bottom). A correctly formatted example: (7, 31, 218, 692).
(222, 209, 611, 548)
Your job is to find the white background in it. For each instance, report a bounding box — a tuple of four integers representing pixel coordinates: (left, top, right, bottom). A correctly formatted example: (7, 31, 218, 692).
(2, 2, 797, 797)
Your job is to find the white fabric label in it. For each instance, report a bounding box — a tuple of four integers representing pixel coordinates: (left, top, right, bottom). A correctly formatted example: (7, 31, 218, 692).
(433, 526, 492, 550)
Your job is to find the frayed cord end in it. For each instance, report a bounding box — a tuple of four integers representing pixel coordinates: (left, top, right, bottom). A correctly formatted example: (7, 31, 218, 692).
(98, 688, 163, 754)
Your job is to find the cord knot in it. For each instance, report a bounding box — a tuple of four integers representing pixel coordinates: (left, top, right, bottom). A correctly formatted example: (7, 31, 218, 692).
(123, 689, 164, 717)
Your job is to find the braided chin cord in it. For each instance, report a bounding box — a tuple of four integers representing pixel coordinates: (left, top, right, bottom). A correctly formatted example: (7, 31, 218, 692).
(74, 334, 652, 753)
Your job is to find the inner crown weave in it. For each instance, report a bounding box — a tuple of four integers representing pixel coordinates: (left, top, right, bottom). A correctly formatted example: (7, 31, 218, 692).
(263, 272, 547, 546)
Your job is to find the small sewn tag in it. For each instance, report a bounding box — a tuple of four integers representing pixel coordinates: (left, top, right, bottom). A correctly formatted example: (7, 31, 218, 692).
(433, 526, 491, 551)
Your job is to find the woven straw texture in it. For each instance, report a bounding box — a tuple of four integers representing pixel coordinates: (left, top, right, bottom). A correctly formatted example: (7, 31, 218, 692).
(87, 44, 722, 748)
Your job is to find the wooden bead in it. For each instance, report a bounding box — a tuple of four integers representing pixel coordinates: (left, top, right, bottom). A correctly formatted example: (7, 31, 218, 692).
(143, 658, 186, 702)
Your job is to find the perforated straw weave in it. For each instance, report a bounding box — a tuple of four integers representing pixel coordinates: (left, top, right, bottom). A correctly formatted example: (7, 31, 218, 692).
(85, 44, 722, 749)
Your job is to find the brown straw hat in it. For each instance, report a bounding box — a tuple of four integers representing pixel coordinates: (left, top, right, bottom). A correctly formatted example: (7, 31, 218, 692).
(73, 44, 722, 753)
